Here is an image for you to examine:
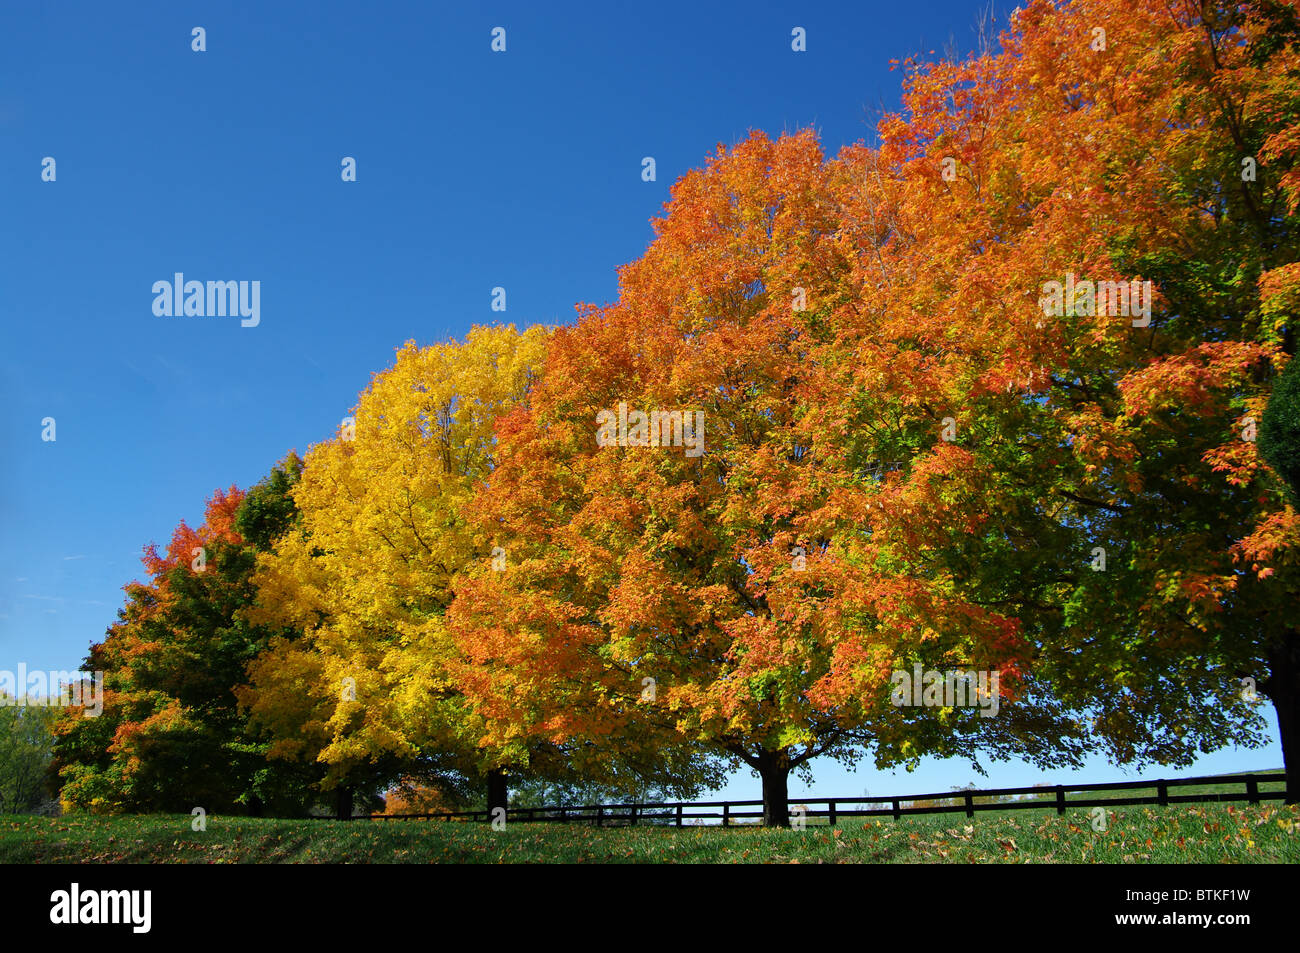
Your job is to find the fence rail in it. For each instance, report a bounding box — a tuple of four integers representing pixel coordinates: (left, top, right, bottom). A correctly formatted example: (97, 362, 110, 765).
(356, 772, 1288, 827)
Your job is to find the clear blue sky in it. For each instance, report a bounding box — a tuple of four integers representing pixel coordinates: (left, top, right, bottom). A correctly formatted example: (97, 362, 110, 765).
(0, 1, 1280, 801)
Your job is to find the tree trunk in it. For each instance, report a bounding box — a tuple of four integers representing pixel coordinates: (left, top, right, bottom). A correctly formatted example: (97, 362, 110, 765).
(486, 768, 508, 818)
(335, 785, 354, 820)
(1266, 636, 1300, 805)
(756, 748, 791, 827)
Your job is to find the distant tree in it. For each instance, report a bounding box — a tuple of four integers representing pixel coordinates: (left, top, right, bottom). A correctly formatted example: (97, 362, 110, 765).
(0, 699, 58, 815)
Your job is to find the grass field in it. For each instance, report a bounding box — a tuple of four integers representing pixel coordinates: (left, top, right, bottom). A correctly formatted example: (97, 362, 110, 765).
(2, 799, 1296, 863)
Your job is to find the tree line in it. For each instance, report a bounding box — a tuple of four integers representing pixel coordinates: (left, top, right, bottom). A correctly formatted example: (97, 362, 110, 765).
(45, 0, 1300, 825)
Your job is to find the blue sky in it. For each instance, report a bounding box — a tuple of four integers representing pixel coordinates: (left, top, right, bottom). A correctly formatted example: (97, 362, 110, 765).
(0, 1, 1281, 801)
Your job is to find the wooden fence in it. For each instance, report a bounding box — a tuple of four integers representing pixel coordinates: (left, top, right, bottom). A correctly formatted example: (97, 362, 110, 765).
(357, 771, 1288, 827)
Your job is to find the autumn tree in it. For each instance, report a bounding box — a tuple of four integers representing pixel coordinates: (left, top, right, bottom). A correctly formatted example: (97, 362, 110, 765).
(238, 325, 704, 816)
(813, 0, 1300, 798)
(52, 456, 316, 814)
(450, 131, 1083, 826)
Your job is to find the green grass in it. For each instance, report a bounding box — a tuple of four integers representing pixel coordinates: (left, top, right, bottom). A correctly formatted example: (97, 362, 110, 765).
(2, 800, 1296, 863)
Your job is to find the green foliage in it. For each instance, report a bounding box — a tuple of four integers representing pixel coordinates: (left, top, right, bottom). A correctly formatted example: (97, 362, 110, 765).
(1260, 358, 1300, 506)
(0, 699, 58, 815)
(234, 452, 304, 552)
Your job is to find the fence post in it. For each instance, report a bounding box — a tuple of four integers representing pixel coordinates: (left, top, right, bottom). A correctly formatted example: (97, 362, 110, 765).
(1055, 786, 1065, 816)
(630, 804, 638, 826)
(676, 804, 683, 827)
(1247, 778, 1259, 805)
(722, 803, 730, 828)
(828, 801, 837, 827)
(891, 798, 901, 821)
(964, 792, 975, 819)
(596, 806, 604, 828)
(1157, 780, 1168, 807)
